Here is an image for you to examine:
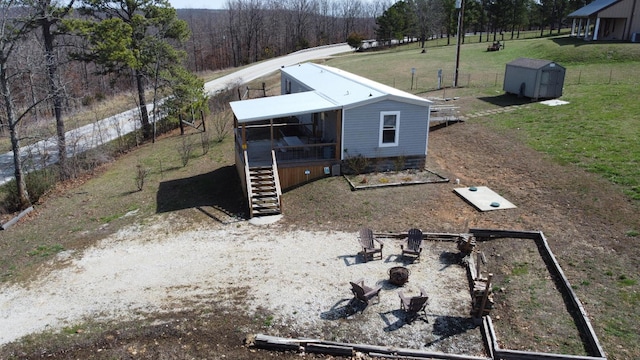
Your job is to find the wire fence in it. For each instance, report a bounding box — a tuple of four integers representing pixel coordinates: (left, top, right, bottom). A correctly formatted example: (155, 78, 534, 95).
(420, 67, 638, 92)
(460, 68, 640, 87)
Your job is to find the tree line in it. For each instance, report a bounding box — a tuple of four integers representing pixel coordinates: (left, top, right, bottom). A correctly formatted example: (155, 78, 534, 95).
(373, 0, 586, 47)
(178, 0, 388, 72)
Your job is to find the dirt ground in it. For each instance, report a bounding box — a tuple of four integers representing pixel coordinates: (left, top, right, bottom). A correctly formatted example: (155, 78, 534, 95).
(1, 90, 638, 359)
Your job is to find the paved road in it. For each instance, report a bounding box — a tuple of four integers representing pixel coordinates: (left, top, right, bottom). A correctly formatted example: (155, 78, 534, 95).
(0, 44, 353, 186)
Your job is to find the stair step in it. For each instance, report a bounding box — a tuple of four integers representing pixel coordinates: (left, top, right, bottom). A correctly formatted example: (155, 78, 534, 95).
(253, 184, 276, 189)
(251, 175, 273, 180)
(252, 204, 279, 210)
(251, 182, 276, 189)
(252, 209, 281, 216)
(252, 181, 274, 186)
(252, 197, 278, 203)
(250, 168, 272, 174)
(253, 192, 277, 197)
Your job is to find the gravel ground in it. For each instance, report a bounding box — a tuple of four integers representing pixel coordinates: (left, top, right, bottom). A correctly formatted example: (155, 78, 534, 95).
(0, 215, 484, 356)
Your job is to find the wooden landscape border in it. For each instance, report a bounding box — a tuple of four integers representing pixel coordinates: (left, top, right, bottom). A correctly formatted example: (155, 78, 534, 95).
(470, 229, 607, 360)
(344, 168, 450, 191)
(248, 229, 607, 360)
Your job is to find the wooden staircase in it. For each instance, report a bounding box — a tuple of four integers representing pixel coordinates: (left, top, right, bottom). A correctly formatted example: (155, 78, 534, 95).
(248, 166, 281, 217)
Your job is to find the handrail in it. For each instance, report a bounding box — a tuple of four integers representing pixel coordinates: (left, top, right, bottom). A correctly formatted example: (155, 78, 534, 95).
(271, 150, 282, 211)
(243, 150, 253, 217)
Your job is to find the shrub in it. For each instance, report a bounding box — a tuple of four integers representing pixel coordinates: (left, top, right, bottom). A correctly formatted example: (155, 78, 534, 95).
(343, 153, 370, 175)
(134, 164, 149, 191)
(177, 137, 194, 167)
(1, 169, 57, 212)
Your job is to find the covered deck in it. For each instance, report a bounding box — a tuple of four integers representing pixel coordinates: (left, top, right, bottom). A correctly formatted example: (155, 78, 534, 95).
(232, 91, 342, 167)
(231, 91, 343, 192)
(235, 115, 340, 167)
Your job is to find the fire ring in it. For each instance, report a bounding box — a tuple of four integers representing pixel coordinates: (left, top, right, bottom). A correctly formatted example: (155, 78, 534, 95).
(388, 266, 410, 286)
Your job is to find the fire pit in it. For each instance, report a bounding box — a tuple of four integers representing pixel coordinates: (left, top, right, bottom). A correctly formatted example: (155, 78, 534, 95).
(388, 266, 410, 286)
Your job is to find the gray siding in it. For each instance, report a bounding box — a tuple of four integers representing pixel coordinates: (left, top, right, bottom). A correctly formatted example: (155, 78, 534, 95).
(342, 100, 429, 160)
(281, 73, 312, 95)
(503, 66, 539, 98)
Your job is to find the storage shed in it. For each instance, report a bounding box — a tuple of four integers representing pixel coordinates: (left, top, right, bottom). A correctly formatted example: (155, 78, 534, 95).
(503, 58, 565, 100)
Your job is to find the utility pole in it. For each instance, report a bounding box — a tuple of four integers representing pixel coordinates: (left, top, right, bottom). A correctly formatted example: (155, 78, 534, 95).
(454, 0, 465, 87)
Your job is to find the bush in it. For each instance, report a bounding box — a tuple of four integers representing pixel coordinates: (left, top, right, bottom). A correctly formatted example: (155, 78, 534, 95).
(1, 169, 57, 212)
(343, 154, 370, 175)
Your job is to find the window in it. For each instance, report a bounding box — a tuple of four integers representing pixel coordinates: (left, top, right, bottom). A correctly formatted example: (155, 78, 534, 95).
(379, 111, 400, 147)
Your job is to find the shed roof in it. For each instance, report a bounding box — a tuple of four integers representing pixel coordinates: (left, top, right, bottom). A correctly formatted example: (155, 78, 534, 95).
(567, 0, 620, 17)
(230, 63, 431, 124)
(506, 58, 564, 70)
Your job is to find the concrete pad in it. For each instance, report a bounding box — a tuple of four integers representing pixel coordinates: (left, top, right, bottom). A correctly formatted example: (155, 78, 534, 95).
(249, 215, 283, 225)
(540, 99, 569, 106)
(453, 186, 516, 211)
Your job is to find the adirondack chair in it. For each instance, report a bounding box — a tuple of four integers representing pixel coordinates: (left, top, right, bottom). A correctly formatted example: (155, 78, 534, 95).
(358, 227, 383, 262)
(350, 278, 382, 306)
(399, 287, 429, 323)
(401, 228, 423, 259)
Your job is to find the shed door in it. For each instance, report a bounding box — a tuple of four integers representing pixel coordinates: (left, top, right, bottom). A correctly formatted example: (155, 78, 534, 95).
(540, 70, 562, 98)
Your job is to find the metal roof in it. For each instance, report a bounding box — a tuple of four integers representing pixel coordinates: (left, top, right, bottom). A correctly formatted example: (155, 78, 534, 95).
(567, 0, 620, 17)
(282, 63, 431, 109)
(230, 91, 341, 123)
(506, 58, 564, 70)
(230, 63, 431, 124)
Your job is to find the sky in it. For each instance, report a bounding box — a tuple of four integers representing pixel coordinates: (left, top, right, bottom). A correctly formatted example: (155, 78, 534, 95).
(169, 0, 227, 9)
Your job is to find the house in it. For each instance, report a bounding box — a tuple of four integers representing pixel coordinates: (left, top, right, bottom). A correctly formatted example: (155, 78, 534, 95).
(503, 58, 565, 100)
(230, 62, 432, 218)
(567, 0, 640, 41)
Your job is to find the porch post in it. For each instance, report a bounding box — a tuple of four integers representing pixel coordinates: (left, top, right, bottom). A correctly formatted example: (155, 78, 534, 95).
(335, 110, 342, 160)
(270, 119, 274, 150)
(241, 124, 247, 150)
(578, 19, 583, 37)
(571, 19, 576, 36)
(312, 113, 318, 138)
(585, 18, 591, 39)
(593, 18, 601, 40)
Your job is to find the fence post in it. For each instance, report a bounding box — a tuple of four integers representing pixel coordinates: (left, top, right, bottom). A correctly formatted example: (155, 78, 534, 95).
(577, 70, 581, 85)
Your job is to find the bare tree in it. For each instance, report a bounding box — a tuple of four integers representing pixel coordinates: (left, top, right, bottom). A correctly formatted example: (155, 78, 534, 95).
(0, 1, 42, 209)
(35, 0, 74, 180)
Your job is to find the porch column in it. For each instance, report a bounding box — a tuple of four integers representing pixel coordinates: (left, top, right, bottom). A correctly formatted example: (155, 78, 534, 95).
(241, 124, 247, 150)
(335, 110, 342, 160)
(578, 19, 583, 37)
(270, 119, 274, 150)
(585, 18, 591, 39)
(593, 18, 601, 40)
(571, 19, 577, 36)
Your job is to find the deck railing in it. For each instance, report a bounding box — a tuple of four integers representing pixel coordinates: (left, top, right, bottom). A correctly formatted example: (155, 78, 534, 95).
(273, 142, 337, 163)
(243, 150, 253, 217)
(271, 150, 282, 213)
